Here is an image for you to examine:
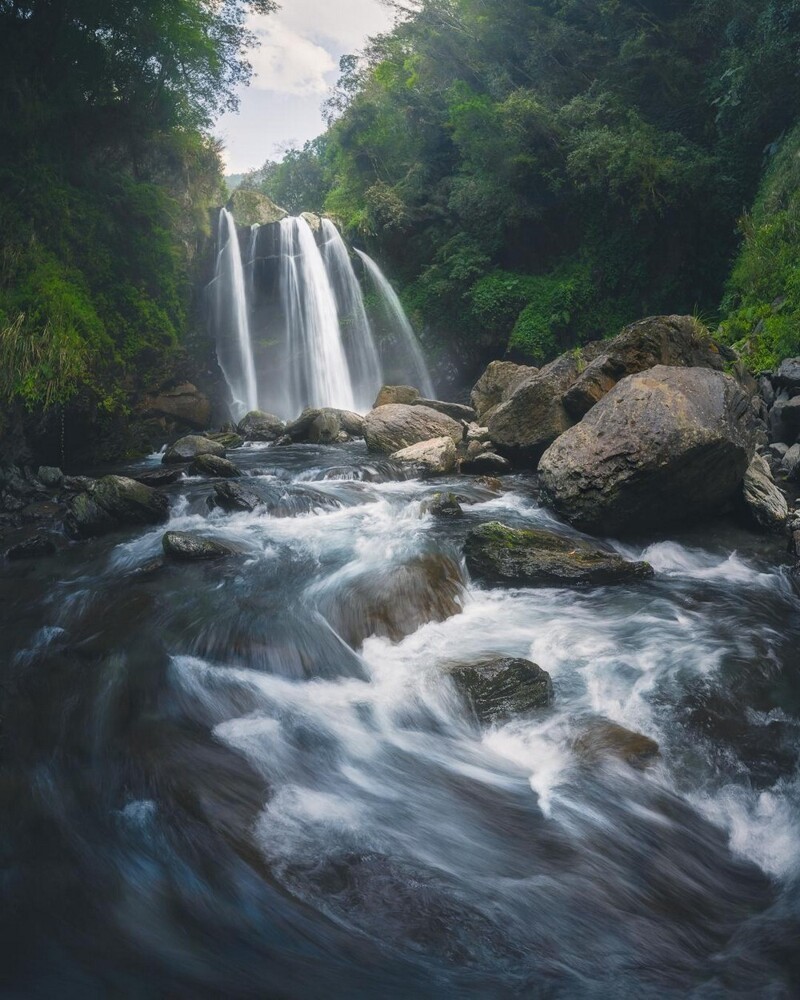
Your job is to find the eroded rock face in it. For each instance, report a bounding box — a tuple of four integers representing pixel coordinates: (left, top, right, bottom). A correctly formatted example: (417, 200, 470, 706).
(318, 553, 466, 647)
(236, 410, 286, 442)
(374, 385, 420, 407)
(162, 530, 236, 561)
(448, 656, 553, 724)
(142, 383, 211, 430)
(65, 476, 170, 538)
(470, 361, 538, 423)
(464, 521, 653, 587)
(539, 366, 759, 535)
(163, 435, 226, 465)
(742, 454, 788, 532)
(391, 436, 458, 475)
(363, 404, 462, 454)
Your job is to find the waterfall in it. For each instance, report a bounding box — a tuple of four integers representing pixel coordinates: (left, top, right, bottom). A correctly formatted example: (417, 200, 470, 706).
(279, 217, 356, 413)
(355, 250, 435, 399)
(320, 219, 383, 412)
(214, 208, 259, 419)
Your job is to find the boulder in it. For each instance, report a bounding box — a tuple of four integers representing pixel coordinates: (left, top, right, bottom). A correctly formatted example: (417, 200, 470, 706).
(236, 410, 286, 442)
(769, 395, 800, 444)
(460, 451, 512, 476)
(742, 454, 788, 532)
(573, 720, 660, 769)
(189, 454, 241, 479)
(470, 361, 538, 422)
(141, 383, 211, 430)
(782, 443, 800, 482)
(774, 357, 800, 391)
(464, 521, 653, 587)
(391, 436, 458, 475)
(212, 482, 264, 513)
(226, 189, 288, 226)
(206, 432, 245, 450)
(374, 385, 420, 407)
(538, 366, 759, 535)
(412, 398, 477, 422)
(422, 492, 464, 518)
(163, 435, 226, 465)
(562, 315, 728, 419)
(318, 553, 466, 647)
(37, 466, 63, 488)
(134, 468, 181, 488)
(162, 531, 236, 561)
(449, 657, 553, 724)
(65, 476, 170, 538)
(363, 404, 462, 454)
(5, 533, 57, 560)
(285, 407, 364, 443)
(486, 354, 580, 464)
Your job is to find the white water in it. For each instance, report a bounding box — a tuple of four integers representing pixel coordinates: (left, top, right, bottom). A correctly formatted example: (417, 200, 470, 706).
(356, 249, 435, 398)
(214, 209, 259, 419)
(320, 219, 383, 412)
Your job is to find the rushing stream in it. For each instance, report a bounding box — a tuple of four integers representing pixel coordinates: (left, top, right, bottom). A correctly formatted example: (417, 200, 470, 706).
(2, 442, 800, 997)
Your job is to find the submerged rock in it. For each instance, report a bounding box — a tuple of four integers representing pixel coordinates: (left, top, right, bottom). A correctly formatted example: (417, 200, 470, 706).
(374, 385, 420, 407)
(363, 404, 462, 454)
(742, 454, 788, 532)
(212, 481, 264, 513)
(189, 454, 242, 479)
(449, 656, 553, 724)
(391, 436, 458, 475)
(236, 410, 286, 442)
(464, 521, 653, 587)
(573, 719, 660, 769)
(539, 366, 759, 535)
(422, 492, 464, 518)
(162, 530, 236, 561)
(65, 475, 170, 539)
(163, 435, 226, 465)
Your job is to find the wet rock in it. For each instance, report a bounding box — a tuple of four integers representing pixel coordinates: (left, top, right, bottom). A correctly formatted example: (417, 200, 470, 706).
(412, 398, 477, 422)
(212, 481, 264, 513)
(285, 407, 364, 443)
(275, 434, 292, 447)
(5, 533, 57, 560)
(206, 432, 245, 450)
(134, 468, 181, 488)
(464, 521, 653, 587)
(573, 719, 660, 769)
(162, 530, 236, 561)
(374, 385, 420, 407)
(391, 436, 458, 475)
(539, 366, 759, 535)
(236, 410, 285, 442)
(163, 435, 226, 465)
(449, 657, 553, 724)
(487, 354, 580, 464)
(65, 475, 170, 538)
(423, 492, 464, 518)
(461, 451, 512, 476)
(742, 454, 788, 532)
(363, 404, 462, 454)
(319, 553, 466, 647)
(20, 501, 62, 523)
(37, 466, 63, 488)
(189, 454, 242, 478)
(141, 382, 211, 430)
(470, 361, 537, 423)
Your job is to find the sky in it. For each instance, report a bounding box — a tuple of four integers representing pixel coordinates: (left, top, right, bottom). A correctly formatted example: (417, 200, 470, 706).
(216, 0, 396, 175)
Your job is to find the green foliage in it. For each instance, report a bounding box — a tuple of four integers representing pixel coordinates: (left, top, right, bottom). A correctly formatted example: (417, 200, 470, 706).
(719, 124, 800, 370)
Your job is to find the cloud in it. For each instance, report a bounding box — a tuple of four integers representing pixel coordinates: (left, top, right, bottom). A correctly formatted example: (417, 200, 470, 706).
(248, 20, 337, 96)
(279, 0, 395, 49)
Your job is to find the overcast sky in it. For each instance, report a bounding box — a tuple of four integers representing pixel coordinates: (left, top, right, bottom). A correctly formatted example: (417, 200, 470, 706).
(216, 0, 396, 175)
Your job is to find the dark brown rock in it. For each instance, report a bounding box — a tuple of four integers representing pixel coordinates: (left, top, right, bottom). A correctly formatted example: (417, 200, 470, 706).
(449, 656, 553, 723)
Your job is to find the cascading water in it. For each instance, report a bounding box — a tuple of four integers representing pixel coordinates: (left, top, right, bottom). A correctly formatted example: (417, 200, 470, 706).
(212, 210, 435, 419)
(320, 219, 383, 412)
(356, 249, 435, 399)
(279, 217, 356, 413)
(213, 209, 259, 420)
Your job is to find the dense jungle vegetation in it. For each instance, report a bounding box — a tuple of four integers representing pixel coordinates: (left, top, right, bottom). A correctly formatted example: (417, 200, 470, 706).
(0, 0, 275, 457)
(244, 0, 800, 376)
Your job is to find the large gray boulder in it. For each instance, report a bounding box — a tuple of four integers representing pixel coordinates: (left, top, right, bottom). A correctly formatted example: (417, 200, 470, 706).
(285, 407, 364, 443)
(163, 435, 226, 464)
(65, 476, 170, 538)
(363, 404, 462, 454)
(742, 454, 788, 532)
(236, 410, 286, 442)
(470, 361, 538, 423)
(448, 656, 553, 724)
(464, 521, 653, 587)
(374, 385, 420, 407)
(539, 366, 759, 535)
(391, 436, 458, 475)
